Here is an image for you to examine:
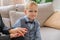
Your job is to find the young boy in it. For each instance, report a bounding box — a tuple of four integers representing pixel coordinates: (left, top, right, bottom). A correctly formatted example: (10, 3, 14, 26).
(13, 1, 41, 40)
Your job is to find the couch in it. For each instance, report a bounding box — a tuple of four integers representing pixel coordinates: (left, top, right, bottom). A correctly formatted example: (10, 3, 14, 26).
(0, 2, 60, 40)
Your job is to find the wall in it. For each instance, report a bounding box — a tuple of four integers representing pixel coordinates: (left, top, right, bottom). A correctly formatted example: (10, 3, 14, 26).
(53, 0, 60, 11)
(10, 0, 24, 5)
(3, 0, 10, 6)
(1, 0, 24, 6)
(0, 0, 1, 6)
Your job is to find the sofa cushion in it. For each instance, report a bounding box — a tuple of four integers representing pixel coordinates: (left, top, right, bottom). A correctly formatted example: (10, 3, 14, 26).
(9, 11, 25, 26)
(37, 2, 54, 26)
(41, 27, 60, 40)
(0, 5, 16, 18)
(16, 4, 24, 12)
(44, 11, 60, 29)
(2, 18, 10, 28)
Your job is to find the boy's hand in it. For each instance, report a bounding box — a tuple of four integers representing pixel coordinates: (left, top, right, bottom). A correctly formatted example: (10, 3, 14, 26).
(9, 27, 28, 37)
(15, 28, 28, 36)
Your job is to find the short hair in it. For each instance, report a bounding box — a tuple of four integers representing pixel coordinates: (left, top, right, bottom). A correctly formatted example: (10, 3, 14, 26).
(25, 1, 38, 9)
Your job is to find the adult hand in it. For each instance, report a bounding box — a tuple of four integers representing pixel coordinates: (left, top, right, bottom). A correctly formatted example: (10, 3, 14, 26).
(10, 33, 19, 38)
(15, 28, 27, 36)
(9, 27, 27, 38)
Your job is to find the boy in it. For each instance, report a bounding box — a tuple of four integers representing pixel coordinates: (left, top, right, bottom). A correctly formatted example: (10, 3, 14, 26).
(13, 1, 41, 40)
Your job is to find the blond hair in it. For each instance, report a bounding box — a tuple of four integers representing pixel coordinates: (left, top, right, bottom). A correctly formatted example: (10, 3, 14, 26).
(25, 1, 38, 9)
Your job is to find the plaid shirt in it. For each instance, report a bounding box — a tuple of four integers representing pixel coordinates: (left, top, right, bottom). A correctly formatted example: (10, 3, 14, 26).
(13, 16, 41, 40)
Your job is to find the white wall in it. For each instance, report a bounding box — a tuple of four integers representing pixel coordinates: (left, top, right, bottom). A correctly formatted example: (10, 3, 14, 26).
(53, 0, 60, 11)
(0, 0, 1, 6)
(1, 0, 24, 6)
(2, 0, 10, 6)
(10, 0, 24, 5)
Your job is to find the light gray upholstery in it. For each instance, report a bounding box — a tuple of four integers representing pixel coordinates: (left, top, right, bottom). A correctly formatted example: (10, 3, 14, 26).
(0, 5, 16, 18)
(41, 27, 60, 40)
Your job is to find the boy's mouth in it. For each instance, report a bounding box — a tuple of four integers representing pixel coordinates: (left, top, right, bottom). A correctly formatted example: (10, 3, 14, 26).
(31, 16, 36, 18)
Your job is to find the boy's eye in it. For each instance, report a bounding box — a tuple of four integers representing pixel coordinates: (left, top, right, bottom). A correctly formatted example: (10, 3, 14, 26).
(29, 10, 38, 13)
(34, 10, 37, 12)
(29, 10, 33, 12)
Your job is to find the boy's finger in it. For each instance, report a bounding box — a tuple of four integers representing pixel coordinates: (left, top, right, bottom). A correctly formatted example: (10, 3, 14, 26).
(21, 29, 27, 33)
(17, 30, 24, 36)
(22, 28, 28, 31)
(18, 28, 28, 34)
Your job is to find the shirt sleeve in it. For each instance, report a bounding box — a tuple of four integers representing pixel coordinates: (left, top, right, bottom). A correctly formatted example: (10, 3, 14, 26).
(35, 22, 41, 40)
(12, 19, 21, 28)
(0, 14, 10, 35)
(2, 26, 10, 35)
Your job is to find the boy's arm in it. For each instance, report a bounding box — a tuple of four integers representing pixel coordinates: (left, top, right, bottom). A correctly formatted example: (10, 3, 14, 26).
(12, 19, 21, 28)
(9, 19, 27, 37)
(9, 19, 21, 34)
(35, 23, 41, 40)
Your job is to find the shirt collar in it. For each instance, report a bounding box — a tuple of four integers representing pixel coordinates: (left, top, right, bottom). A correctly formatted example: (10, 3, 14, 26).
(24, 16, 35, 22)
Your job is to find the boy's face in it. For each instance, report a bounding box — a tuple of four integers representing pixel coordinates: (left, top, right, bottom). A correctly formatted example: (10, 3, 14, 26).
(24, 5, 38, 20)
